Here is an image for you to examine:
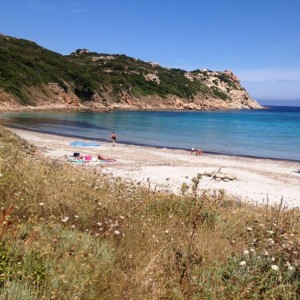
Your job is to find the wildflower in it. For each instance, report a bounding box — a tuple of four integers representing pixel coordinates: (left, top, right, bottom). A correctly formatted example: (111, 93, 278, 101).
(271, 265, 279, 271)
(250, 248, 255, 253)
(39, 203, 45, 206)
(71, 225, 76, 229)
(61, 217, 69, 223)
(267, 230, 274, 235)
(288, 265, 294, 271)
(285, 261, 293, 270)
(239, 261, 246, 267)
(114, 230, 121, 235)
(243, 250, 249, 256)
(246, 227, 253, 232)
(165, 230, 169, 234)
(97, 222, 102, 226)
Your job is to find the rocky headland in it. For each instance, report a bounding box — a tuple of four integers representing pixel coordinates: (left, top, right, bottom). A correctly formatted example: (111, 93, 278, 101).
(0, 34, 262, 112)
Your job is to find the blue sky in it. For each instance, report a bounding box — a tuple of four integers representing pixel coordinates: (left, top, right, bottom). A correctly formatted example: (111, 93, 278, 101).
(1, 0, 300, 105)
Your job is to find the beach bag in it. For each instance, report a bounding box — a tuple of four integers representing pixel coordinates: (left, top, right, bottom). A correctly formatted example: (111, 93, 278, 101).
(73, 152, 80, 157)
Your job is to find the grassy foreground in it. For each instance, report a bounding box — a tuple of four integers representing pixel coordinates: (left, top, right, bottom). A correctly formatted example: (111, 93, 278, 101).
(0, 127, 299, 299)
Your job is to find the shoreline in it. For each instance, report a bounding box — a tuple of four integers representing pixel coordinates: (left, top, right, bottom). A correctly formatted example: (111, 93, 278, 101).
(7, 127, 300, 208)
(0, 103, 266, 114)
(3, 124, 300, 163)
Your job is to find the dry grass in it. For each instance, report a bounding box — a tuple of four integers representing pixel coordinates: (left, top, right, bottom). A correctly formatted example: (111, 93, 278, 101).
(0, 126, 299, 299)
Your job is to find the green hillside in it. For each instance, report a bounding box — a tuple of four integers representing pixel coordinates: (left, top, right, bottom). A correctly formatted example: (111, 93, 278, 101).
(0, 34, 259, 109)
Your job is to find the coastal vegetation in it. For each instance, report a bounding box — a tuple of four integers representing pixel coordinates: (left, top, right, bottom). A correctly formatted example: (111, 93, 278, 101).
(0, 34, 261, 110)
(0, 126, 299, 299)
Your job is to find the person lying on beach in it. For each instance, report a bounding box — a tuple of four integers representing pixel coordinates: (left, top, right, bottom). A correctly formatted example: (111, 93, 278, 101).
(97, 154, 107, 160)
(97, 153, 116, 162)
(191, 147, 203, 155)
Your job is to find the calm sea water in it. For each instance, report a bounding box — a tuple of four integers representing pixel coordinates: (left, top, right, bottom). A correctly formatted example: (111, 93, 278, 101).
(1, 106, 300, 161)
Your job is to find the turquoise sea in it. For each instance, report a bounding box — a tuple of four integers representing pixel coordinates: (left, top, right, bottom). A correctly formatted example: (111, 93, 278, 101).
(1, 106, 300, 161)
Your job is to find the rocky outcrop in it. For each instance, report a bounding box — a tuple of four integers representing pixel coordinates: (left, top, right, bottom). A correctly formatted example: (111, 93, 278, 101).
(0, 88, 22, 111)
(47, 83, 81, 106)
(144, 74, 160, 84)
(185, 69, 262, 109)
(71, 49, 91, 56)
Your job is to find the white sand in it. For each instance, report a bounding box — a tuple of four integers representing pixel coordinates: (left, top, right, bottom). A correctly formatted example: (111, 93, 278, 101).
(10, 128, 300, 208)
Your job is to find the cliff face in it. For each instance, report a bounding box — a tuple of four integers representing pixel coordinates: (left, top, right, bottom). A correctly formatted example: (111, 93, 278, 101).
(183, 69, 262, 109)
(0, 34, 262, 111)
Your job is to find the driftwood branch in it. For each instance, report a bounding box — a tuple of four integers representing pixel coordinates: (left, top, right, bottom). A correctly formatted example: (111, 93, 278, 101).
(210, 168, 221, 180)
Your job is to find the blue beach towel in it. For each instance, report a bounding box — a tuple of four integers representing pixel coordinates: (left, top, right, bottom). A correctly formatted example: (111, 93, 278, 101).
(70, 141, 100, 147)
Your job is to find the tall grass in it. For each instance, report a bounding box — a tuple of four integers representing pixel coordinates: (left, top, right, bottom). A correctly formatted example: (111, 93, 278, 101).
(0, 127, 299, 299)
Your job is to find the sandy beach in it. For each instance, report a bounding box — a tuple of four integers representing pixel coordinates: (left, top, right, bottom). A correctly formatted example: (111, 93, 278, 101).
(9, 128, 300, 208)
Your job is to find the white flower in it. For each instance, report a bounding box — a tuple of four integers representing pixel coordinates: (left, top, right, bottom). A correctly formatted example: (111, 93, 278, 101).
(250, 248, 255, 253)
(61, 216, 69, 223)
(286, 261, 294, 271)
(271, 265, 279, 271)
(246, 227, 253, 232)
(39, 203, 45, 206)
(114, 230, 121, 235)
(239, 261, 246, 267)
(165, 230, 169, 234)
(243, 250, 249, 256)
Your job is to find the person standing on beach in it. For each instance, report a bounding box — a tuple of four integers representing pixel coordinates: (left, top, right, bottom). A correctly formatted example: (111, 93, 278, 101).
(111, 131, 117, 146)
